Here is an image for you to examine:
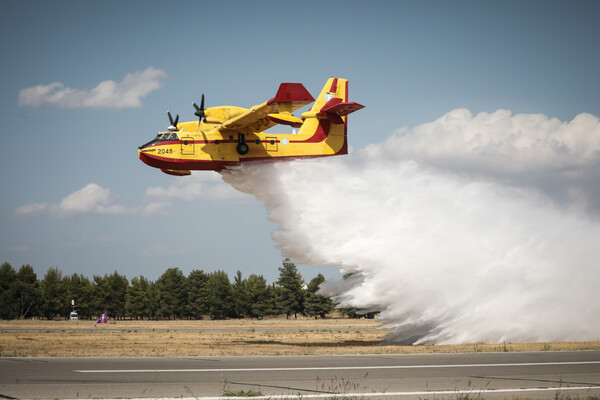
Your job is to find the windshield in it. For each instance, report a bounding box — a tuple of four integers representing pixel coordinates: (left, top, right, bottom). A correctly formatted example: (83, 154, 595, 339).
(139, 132, 180, 149)
(156, 132, 179, 141)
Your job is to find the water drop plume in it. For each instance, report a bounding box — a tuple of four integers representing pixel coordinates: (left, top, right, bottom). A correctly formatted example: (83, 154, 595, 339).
(220, 109, 600, 345)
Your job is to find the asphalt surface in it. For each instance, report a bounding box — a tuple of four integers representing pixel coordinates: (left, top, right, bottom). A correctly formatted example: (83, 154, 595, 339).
(1, 351, 599, 399)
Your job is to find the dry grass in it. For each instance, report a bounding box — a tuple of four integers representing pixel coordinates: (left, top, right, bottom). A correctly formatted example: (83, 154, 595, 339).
(1, 319, 599, 357)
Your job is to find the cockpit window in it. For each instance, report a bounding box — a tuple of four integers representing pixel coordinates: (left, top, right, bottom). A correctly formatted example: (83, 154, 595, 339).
(154, 132, 179, 141)
(140, 132, 179, 149)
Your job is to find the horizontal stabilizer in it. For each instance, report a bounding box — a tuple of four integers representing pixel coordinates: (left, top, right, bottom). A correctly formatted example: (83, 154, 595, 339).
(318, 98, 365, 124)
(267, 112, 304, 128)
(161, 169, 191, 176)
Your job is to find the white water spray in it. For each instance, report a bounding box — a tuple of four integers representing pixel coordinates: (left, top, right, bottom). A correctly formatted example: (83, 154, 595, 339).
(221, 109, 600, 344)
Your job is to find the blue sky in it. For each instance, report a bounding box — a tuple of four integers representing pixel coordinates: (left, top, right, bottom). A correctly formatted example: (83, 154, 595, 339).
(1, 0, 599, 284)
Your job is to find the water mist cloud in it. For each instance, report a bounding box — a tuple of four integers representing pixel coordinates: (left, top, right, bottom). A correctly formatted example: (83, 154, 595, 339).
(221, 109, 600, 345)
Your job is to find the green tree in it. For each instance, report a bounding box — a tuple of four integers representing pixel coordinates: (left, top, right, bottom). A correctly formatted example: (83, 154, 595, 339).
(40, 267, 67, 319)
(105, 271, 128, 319)
(16, 264, 36, 285)
(156, 268, 187, 319)
(0, 262, 17, 292)
(1, 264, 45, 319)
(89, 275, 107, 319)
(337, 307, 360, 318)
(232, 270, 248, 318)
(148, 282, 160, 320)
(147, 281, 159, 320)
(206, 270, 233, 319)
(15, 265, 45, 319)
(245, 274, 276, 319)
(186, 270, 209, 319)
(64, 273, 92, 319)
(126, 276, 151, 319)
(276, 259, 305, 319)
(88, 271, 129, 320)
(0, 262, 17, 319)
(304, 274, 334, 319)
(6, 280, 44, 319)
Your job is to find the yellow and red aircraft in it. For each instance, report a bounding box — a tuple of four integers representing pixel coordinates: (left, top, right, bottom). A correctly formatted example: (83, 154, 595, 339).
(138, 77, 364, 175)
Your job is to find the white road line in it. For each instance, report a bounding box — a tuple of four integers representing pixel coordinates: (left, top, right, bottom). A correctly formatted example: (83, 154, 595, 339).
(56, 385, 600, 400)
(74, 360, 600, 373)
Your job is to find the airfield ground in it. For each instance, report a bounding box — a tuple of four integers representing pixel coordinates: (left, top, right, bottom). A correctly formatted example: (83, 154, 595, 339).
(1, 318, 599, 357)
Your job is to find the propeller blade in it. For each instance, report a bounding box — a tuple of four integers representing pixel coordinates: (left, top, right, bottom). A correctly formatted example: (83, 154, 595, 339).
(167, 110, 178, 131)
(193, 94, 207, 123)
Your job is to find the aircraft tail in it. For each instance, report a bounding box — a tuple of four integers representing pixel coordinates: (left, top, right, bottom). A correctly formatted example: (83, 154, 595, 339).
(306, 77, 363, 115)
(298, 78, 364, 155)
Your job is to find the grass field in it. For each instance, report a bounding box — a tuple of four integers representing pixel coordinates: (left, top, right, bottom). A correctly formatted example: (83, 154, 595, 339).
(1, 318, 599, 357)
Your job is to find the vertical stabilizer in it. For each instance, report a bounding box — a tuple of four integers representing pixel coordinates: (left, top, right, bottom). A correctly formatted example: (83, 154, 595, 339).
(297, 78, 364, 155)
(312, 77, 347, 111)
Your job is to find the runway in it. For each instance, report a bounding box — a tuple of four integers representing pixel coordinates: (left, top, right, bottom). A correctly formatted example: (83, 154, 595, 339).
(1, 351, 599, 399)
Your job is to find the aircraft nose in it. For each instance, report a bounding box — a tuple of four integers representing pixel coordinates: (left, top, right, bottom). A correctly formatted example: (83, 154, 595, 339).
(138, 148, 151, 165)
(139, 137, 157, 150)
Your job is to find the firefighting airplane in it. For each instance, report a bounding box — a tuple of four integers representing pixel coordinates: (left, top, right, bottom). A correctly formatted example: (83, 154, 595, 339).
(138, 77, 364, 175)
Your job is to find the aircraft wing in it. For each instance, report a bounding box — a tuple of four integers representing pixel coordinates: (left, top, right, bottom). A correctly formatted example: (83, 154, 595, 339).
(221, 83, 314, 134)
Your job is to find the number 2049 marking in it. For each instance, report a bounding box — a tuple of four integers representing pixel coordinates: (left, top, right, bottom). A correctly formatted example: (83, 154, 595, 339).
(158, 149, 173, 155)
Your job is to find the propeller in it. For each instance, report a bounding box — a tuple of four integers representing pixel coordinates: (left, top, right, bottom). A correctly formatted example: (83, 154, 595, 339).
(167, 110, 179, 131)
(193, 93, 207, 124)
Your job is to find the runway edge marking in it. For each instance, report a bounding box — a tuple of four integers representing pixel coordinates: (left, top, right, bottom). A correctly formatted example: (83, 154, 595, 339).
(74, 360, 600, 373)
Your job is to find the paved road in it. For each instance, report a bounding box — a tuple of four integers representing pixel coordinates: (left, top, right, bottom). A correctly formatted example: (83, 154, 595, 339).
(1, 351, 599, 399)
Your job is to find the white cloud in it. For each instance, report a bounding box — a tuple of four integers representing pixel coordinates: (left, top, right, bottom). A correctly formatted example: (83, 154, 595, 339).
(139, 201, 171, 216)
(13, 178, 234, 219)
(145, 172, 246, 202)
(378, 109, 600, 172)
(59, 183, 116, 213)
(15, 183, 129, 217)
(18, 67, 166, 109)
(370, 109, 600, 211)
(14, 202, 49, 216)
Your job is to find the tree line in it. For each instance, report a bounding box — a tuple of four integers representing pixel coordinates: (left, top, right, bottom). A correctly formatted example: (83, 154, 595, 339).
(0, 259, 338, 320)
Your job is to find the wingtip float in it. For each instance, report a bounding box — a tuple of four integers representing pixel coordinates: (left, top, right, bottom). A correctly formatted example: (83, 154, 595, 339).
(138, 78, 364, 175)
